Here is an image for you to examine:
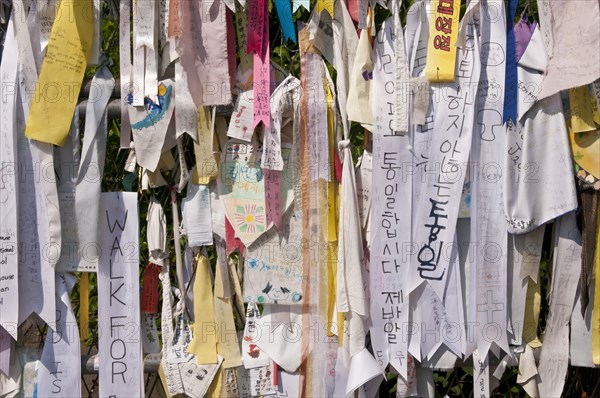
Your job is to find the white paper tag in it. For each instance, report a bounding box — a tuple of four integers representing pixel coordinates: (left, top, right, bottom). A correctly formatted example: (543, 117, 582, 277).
(228, 91, 256, 143)
(181, 356, 223, 398)
(181, 184, 214, 247)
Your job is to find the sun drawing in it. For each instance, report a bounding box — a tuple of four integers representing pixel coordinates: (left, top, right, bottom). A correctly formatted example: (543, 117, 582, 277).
(234, 204, 266, 234)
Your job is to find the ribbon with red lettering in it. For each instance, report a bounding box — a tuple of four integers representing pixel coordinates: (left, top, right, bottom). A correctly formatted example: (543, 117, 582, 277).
(143, 263, 160, 314)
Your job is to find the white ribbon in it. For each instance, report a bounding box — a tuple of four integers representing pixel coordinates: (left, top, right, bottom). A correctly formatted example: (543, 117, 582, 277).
(262, 76, 300, 171)
(159, 260, 185, 395)
(0, 17, 20, 339)
(119, 0, 133, 148)
(97, 192, 143, 397)
(408, 16, 481, 301)
(392, 0, 409, 134)
(471, 0, 510, 359)
(37, 273, 81, 398)
(369, 17, 412, 379)
(73, 66, 115, 272)
(537, 212, 582, 397)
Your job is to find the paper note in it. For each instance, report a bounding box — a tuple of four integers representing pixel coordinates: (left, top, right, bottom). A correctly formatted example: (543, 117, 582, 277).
(249, 364, 277, 396)
(178, 0, 232, 106)
(228, 91, 256, 142)
(182, 183, 214, 247)
(24, 0, 93, 146)
(537, 0, 600, 100)
(244, 211, 304, 305)
(129, 79, 175, 172)
(425, 0, 460, 82)
(219, 139, 294, 246)
(242, 302, 271, 369)
(97, 192, 142, 398)
(181, 356, 223, 398)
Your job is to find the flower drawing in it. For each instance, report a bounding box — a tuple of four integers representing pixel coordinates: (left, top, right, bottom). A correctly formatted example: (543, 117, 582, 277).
(234, 204, 266, 234)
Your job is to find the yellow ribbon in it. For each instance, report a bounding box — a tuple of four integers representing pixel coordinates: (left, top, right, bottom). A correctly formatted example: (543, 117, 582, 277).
(80, 272, 90, 342)
(25, 0, 94, 146)
(158, 362, 173, 398)
(193, 107, 219, 184)
(213, 259, 242, 368)
(425, 0, 461, 82)
(187, 254, 218, 364)
(568, 85, 599, 133)
(523, 277, 542, 348)
(317, 0, 334, 17)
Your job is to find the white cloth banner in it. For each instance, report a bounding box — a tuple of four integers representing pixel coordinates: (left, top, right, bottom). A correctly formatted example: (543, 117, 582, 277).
(471, 0, 510, 359)
(98, 192, 143, 398)
(0, 18, 19, 339)
(536, 0, 600, 100)
(537, 212, 581, 397)
(119, 0, 133, 148)
(37, 273, 81, 398)
(262, 76, 300, 171)
(68, 66, 115, 272)
(369, 17, 412, 379)
(159, 261, 185, 395)
(409, 17, 481, 301)
(17, 96, 56, 328)
(504, 25, 577, 235)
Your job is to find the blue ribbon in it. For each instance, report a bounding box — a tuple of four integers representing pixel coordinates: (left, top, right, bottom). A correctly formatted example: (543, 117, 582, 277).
(275, 0, 297, 44)
(503, 0, 518, 124)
